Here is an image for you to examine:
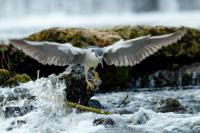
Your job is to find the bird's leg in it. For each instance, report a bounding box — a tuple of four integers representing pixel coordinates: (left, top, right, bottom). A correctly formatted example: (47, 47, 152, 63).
(84, 68, 94, 90)
(93, 68, 100, 81)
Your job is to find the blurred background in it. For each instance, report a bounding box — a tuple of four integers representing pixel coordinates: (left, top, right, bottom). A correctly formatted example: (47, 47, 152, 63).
(0, 0, 199, 39)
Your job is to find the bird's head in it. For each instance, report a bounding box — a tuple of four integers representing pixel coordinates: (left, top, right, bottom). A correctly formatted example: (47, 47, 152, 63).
(91, 49, 104, 68)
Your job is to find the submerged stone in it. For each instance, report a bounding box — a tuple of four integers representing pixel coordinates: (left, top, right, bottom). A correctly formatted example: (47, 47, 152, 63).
(154, 98, 185, 113)
(2, 106, 34, 118)
(93, 118, 116, 127)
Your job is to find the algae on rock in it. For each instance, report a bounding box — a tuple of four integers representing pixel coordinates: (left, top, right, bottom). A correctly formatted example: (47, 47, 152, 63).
(0, 68, 31, 87)
(0, 69, 11, 85)
(2, 26, 200, 89)
(6, 74, 31, 87)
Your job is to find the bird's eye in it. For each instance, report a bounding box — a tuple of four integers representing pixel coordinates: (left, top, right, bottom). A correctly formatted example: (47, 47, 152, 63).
(92, 50, 95, 52)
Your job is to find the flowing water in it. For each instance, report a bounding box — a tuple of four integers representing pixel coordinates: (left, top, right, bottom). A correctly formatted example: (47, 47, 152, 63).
(1, 0, 200, 132)
(0, 0, 200, 39)
(1, 74, 200, 133)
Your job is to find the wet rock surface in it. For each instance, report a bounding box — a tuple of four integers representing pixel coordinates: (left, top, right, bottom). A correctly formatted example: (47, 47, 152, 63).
(0, 87, 35, 104)
(2, 105, 34, 118)
(134, 63, 200, 88)
(93, 118, 116, 127)
(88, 99, 104, 109)
(154, 98, 185, 113)
(0, 87, 36, 119)
(59, 65, 101, 105)
(1, 26, 200, 90)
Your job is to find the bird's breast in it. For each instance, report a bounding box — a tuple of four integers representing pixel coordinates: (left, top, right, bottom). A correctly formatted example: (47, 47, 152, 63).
(83, 53, 99, 68)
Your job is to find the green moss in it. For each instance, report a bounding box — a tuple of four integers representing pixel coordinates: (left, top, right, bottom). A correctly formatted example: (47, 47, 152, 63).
(26, 26, 200, 60)
(6, 26, 200, 89)
(6, 74, 31, 87)
(26, 27, 121, 48)
(0, 69, 10, 85)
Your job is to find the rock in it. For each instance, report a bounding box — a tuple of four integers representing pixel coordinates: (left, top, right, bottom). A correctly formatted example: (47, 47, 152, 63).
(2, 105, 34, 118)
(3, 26, 200, 89)
(0, 68, 31, 87)
(59, 65, 101, 105)
(0, 69, 10, 86)
(93, 118, 116, 127)
(6, 74, 31, 87)
(134, 63, 200, 88)
(26, 28, 122, 47)
(88, 99, 104, 109)
(154, 98, 185, 113)
(0, 95, 4, 103)
(1, 87, 35, 105)
(114, 109, 134, 115)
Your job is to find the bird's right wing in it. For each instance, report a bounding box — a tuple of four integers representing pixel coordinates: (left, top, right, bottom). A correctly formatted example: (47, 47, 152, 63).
(103, 30, 186, 67)
(9, 39, 86, 66)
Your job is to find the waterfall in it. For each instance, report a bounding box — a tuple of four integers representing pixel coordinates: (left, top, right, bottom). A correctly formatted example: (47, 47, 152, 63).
(159, 0, 179, 12)
(0, 0, 200, 39)
(1, 0, 200, 20)
(1, 0, 200, 19)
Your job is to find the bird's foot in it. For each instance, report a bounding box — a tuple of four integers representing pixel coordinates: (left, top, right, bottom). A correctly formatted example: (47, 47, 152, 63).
(86, 80, 95, 90)
(93, 71, 100, 81)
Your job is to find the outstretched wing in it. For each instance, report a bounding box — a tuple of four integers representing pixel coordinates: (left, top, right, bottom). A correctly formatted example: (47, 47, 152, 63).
(9, 39, 86, 66)
(103, 30, 186, 67)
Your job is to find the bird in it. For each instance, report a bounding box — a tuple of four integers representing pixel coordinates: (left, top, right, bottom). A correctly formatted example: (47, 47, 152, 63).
(9, 30, 185, 90)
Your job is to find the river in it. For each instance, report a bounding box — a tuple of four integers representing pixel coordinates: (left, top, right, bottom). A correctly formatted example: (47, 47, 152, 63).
(1, 0, 200, 132)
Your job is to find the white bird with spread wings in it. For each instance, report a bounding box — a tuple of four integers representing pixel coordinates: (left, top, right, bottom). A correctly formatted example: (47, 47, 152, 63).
(9, 30, 186, 89)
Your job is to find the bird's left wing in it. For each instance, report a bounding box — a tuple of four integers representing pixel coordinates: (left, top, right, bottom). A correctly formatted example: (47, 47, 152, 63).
(9, 39, 86, 66)
(103, 30, 186, 67)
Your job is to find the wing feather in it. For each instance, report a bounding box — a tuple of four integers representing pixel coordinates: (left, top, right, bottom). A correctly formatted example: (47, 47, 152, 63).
(103, 30, 186, 67)
(9, 39, 86, 66)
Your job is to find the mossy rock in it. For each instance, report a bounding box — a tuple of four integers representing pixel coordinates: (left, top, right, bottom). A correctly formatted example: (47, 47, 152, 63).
(3, 26, 200, 89)
(26, 28, 121, 48)
(6, 74, 31, 87)
(0, 69, 10, 85)
(111, 25, 200, 58)
(155, 98, 185, 113)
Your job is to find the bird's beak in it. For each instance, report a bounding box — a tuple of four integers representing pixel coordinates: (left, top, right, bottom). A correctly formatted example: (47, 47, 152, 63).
(100, 59, 103, 68)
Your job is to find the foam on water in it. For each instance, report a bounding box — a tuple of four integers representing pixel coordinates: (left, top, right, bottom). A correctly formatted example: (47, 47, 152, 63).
(1, 75, 200, 132)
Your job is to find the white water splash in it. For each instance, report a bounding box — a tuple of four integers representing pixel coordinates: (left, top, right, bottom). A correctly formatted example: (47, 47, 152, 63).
(1, 75, 200, 132)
